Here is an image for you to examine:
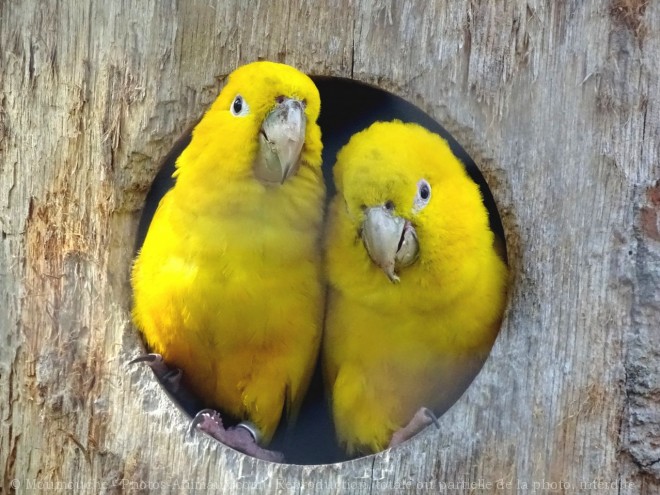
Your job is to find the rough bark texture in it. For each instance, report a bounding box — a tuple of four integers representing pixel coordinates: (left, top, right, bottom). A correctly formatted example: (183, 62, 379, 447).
(1, 0, 659, 493)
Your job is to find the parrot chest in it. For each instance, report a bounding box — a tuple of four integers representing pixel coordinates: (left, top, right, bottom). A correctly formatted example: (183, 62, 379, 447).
(140, 186, 324, 348)
(134, 185, 325, 416)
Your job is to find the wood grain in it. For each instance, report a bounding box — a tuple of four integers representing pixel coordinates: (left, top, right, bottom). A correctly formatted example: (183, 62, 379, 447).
(1, 0, 658, 493)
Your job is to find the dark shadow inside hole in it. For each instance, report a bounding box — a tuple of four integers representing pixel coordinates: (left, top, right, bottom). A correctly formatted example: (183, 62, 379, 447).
(134, 76, 507, 465)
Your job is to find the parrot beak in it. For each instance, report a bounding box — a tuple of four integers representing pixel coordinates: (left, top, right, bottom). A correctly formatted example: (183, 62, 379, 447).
(254, 98, 307, 185)
(361, 205, 419, 283)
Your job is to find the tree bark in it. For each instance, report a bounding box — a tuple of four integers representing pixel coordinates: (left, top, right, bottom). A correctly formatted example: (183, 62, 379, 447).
(1, 0, 659, 493)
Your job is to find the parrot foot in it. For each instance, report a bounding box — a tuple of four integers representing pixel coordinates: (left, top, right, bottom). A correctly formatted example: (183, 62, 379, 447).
(389, 407, 440, 449)
(191, 409, 285, 463)
(129, 353, 182, 392)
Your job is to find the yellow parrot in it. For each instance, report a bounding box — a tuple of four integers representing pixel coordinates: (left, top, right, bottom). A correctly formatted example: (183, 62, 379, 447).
(323, 121, 508, 456)
(131, 61, 325, 461)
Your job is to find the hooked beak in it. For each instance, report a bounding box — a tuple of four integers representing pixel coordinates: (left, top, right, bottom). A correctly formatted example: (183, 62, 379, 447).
(254, 98, 306, 185)
(361, 205, 419, 283)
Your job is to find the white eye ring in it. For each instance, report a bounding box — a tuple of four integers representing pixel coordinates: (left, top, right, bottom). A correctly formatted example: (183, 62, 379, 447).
(230, 95, 249, 116)
(413, 178, 432, 212)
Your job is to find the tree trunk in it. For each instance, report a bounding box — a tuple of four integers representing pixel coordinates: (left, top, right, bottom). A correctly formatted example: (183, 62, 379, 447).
(1, 0, 659, 493)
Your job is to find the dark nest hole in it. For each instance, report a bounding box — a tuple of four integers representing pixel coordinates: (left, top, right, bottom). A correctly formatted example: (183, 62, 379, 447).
(134, 77, 507, 465)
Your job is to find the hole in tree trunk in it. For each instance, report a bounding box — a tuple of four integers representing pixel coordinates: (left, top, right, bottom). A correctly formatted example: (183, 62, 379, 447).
(133, 75, 508, 465)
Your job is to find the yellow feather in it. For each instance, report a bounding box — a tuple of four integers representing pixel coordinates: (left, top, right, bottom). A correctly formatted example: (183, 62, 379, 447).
(131, 61, 325, 442)
(323, 121, 508, 455)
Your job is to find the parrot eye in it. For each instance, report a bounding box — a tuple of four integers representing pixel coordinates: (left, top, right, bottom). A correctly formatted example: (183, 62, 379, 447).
(414, 179, 432, 211)
(230, 95, 249, 116)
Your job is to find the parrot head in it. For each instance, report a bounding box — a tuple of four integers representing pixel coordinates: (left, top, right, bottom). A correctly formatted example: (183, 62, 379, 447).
(179, 61, 322, 186)
(332, 121, 493, 287)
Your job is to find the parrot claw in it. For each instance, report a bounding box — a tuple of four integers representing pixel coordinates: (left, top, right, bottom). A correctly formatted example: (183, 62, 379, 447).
(191, 409, 285, 463)
(388, 407, 438, 449)
(129, 353, 182, 392)
(129, 353, 169, 374)
(189, 408, 222, 436)
(424, 407, 441, 429)
(130, 352, 164, 366)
